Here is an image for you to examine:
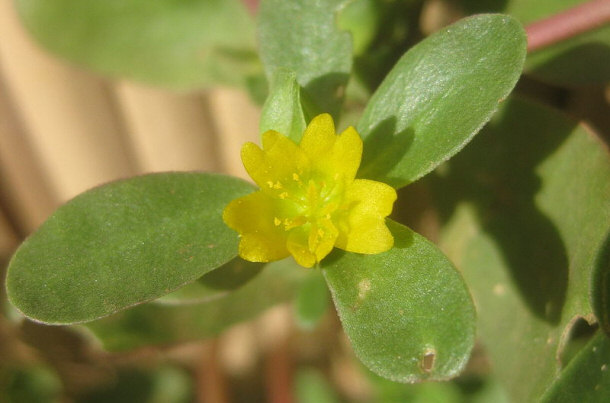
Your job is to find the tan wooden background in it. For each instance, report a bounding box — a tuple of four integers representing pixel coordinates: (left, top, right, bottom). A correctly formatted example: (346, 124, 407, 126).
(0, 0, 261, 257)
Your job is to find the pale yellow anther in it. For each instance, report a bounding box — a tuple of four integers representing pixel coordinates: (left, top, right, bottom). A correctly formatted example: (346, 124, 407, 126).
(279, 192, 288, 199)
(292, 173, 300, 181)
(273, 181, 282, 189)
(274, 217, 282, 226)
(266, 181, 274, 188)
(318, 228, 325, 238)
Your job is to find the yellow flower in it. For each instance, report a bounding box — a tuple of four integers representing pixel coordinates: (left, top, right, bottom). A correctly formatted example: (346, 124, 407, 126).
(223, 113, 397, 268)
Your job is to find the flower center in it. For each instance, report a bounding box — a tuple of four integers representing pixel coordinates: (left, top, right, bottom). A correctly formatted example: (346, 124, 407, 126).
(270, 171, 344, 232)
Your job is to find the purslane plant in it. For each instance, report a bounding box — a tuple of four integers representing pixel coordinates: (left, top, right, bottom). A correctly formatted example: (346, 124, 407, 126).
(5, 12, 526, 382)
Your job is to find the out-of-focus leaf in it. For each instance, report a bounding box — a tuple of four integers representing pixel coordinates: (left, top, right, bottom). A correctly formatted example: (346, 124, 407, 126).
(0, 364, 62, 403)
(593, 231, 610, 336)
(337, 0, 381, 55)
(323, 220, 475, 382)
(258, 0, 352, 120)
(156, 258, 264, 305)
(82, 259, 307, 351)
(357, 14, 526, 189)
(433, 97, 610, 401)
(15, 0, 259, 89)
(541, 331, 610, 402)
(75, 366, 192, 403)
(259, 69, 307, 142)
(6, 173, 254, 325)
(294, 270, 329, 330)
(295, 368, 339, 403)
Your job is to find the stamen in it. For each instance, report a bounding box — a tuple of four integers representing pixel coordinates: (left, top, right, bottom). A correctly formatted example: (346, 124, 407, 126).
(274, 217, 282, 226)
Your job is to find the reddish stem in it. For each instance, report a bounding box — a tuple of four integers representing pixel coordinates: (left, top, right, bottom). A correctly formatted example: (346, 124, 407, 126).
(525, 0, 610, 53)
(242, 0, 259, 15)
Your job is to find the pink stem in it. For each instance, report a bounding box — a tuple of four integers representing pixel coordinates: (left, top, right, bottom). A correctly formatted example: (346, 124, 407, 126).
(525, 0, 610, 53)
(242, 0, 259, 15)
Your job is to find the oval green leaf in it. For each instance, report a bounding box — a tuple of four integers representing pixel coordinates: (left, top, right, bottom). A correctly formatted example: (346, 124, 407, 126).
(322, 220, 476, 382)
(15, 0, 258, 89)
(6, 173, 254, 324)
(357, 14, 526, 189)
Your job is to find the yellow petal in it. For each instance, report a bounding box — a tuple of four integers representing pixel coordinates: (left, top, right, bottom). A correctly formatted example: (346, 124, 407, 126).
(335, 179, 397, 254)
(299, 113, 336, 159)
(287, 227, 317, 268)
(336, 215, 394, 254)
(241, 130, 309, 190)
(309, 219, 339, 262)
(300, 114, 362, 181)
(344, 179, 396, 217)
(223, 191, 289, 262)
(331, 126, 362, 181)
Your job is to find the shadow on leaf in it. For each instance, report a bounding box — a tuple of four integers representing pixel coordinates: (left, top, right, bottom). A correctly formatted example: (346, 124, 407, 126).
(431, 98, 571, 324)
(357, 117, 415, 188)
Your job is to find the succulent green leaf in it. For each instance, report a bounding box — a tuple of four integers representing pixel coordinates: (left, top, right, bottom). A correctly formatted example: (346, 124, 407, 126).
(295, 368, 339, 403)
(322, 220, 476, 382)
(14, 0, 259, 89)
(258, 0, 352, 120)
(433, 97, 610, 401)
(357, 14, 526, 189)
(540, 331, 610, 402)
(156, 257, 264, 305)
(6, 173, 254, 325)
(259, 69, 307, 143)
(82, 259, 307, 351)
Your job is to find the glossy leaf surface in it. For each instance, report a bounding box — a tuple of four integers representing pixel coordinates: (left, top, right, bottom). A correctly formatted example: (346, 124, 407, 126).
(357, 14, 526, 189)
(6, 173, 254, 324)
(323, 220, 475, 382)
